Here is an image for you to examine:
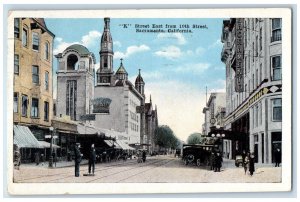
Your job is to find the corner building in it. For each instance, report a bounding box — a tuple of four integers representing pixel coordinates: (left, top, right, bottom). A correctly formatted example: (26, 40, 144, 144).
(221, 18, 282, 164)
(14, 18, 54, 132)
(13, 18, 55, 161)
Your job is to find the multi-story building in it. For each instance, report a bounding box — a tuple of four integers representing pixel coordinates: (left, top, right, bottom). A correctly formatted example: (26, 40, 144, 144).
(55, 44, 95, 121)
(94, 18, 159, 149)
(221, 18, 282, 163)
(202, 93, 226, 134)
(13, 18, 55, 161)
(94, 18, 143, 146)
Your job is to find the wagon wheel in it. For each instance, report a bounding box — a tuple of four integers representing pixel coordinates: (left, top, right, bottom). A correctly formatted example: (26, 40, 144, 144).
(196, 159, 201, 167)
(184, 158, 189, 165)
(187, 154, 194, 163)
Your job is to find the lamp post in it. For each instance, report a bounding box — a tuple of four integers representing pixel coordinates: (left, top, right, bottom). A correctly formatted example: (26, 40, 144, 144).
(48, 126, 54, 168)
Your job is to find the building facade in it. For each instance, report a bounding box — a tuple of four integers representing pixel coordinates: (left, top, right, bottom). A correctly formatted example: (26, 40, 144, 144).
(93, 18, 144, 145)
(202, 93, 226, 136)
(14, 18, 55, 133)
(55, 44, 95, 121)
(93, 18, 159, 149)
(221, 18, 282, 163)
(13, 18, 55, 161)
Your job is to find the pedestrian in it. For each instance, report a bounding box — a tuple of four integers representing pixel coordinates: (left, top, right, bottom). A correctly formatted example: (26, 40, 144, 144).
(88, 144, 96, 175)
(243, 153, 249, 175)
(241, 150, 247, 167)
(209, 151, 215, 171)
(274, 148, 281, 167)
(142, 150, 146, 162)
(74, 143, 82, 177)
(35, 151, 40, 166)
(249, 152, 255, 176)
(214, 152, 222, 172)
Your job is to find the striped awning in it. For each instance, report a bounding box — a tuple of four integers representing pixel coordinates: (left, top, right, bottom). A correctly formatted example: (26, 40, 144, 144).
(38, 141, 60, 149)
(116, 140, 135, 150)
(13, 125, 43, 148)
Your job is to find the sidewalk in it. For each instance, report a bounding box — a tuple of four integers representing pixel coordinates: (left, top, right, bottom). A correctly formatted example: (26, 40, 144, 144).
(222, 158, 279, 169)
(21, 160, 89, 168)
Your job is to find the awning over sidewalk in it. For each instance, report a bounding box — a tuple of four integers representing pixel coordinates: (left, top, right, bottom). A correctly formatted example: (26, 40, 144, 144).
(13, 125, 43, 148)
(104, 140, 122, 149)
(116, 140, 135, 150)
(38, 141, 60, 149)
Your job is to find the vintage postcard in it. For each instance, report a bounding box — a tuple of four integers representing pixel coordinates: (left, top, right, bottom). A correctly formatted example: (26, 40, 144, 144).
(6, 8, 292, 195)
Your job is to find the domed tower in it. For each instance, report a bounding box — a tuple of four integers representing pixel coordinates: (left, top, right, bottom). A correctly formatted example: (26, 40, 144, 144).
(115, 59, 128, 81)
(135, 69, 145, 98)
(55, 44, 95, 121)
(97, 17, 114, 86)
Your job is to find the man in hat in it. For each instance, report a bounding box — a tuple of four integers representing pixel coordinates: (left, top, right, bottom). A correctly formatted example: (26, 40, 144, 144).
(88, 144, 96, 175)
(74, 143, 82, 177)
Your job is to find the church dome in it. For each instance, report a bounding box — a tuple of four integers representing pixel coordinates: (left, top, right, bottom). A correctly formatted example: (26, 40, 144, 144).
(115, 59, 128, 80)
(116, 61, 128, 75)
(65, 44, 91, 55)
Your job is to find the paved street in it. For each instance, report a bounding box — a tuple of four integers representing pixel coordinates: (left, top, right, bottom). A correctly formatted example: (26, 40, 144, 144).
(13, 155, 281, 183)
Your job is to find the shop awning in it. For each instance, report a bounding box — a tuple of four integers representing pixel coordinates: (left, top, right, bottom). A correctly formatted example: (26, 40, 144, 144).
(103, 140, 122, 149)
(116, 140, 135, 150)
(77, 124, 98, 135)
(13, 125, 43, 148)
(38, 141, 60, 149)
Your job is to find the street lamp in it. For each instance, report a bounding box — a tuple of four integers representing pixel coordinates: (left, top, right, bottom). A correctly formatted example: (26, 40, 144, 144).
(48, 126, 54, 168)
(211, 134, 215, 137)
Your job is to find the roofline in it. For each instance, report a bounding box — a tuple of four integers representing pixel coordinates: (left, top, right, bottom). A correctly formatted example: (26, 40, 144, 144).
(33, 18, 55, 37)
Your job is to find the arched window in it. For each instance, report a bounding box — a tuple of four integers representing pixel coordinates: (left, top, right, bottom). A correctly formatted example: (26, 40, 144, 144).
(44, 42, 49, 60)
(67, 54, 79, 70)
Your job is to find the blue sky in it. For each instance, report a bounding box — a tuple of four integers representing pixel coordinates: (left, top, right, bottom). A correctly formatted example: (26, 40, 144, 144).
(45, 18, 226, 141)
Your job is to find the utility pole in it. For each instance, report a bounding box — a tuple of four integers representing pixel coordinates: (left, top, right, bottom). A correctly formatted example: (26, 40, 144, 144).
(206, 86, 207, 106)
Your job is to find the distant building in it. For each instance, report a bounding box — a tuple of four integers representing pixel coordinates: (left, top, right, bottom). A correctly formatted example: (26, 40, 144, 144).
(221, 18, 282, 163)
(202, 93, 226, 133)
(13, 18, 55, 161)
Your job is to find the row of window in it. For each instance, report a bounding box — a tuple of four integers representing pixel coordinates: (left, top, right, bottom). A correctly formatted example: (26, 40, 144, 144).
(130, 122, 139, 132)
(130, 111, 139, 122)
(244, 18, 281, 45)
(252, 98, 282, 129)
(14, 93, 50, 121)
(14, 56, 50, 90)
(230, 55, 281, 113)
(129, 99, 138, 108)
(14, 18, 50, 60)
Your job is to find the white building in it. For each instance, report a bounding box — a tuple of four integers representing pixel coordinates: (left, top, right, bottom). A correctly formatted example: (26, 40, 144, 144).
(221, 18, 282, 163)
(55, 44, 95, 121)
(93, 18, 143, 145)
(202, 93, 226, 136)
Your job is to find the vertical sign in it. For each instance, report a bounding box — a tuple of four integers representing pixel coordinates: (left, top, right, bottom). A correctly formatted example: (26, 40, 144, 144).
(235, 18, 244, 92)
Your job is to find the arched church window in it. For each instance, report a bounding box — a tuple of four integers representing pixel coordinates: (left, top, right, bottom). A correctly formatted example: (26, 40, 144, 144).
(67, 54, 79, 70)
(104, 57, 108, 68)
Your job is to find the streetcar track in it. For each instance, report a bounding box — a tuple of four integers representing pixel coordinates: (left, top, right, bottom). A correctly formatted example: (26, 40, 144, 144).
(117, 159, 174, 183)
(85, 158, 171, 183)
(17, 159, 140, 182)
(46, 158, 165, 183)
(56, 160, 165, 183)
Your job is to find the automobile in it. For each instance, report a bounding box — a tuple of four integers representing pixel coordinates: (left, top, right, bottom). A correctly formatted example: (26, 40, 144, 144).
(182, 144, 213, 167)
(235, 155, 243, 167)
